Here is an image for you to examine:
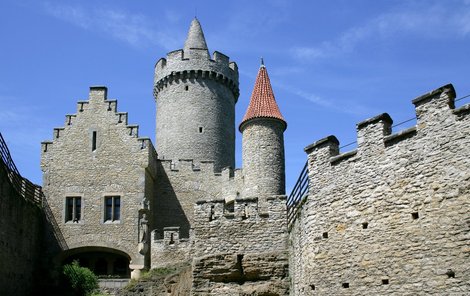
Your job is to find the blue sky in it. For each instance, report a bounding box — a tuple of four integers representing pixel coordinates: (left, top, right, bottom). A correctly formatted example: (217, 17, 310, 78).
(1, 0, 469, 193)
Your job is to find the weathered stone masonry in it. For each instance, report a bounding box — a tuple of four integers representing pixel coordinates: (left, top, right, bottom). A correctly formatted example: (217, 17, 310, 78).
(41, 86, 158, 275)
(191, 195, 289, 295)
(0, 162, 43, 295)
(289, 84, 470, 295)
(2, 16, 469, 295)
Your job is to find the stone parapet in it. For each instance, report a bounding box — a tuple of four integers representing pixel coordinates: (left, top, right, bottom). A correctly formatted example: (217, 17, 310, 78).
(290, 83, 470, 295)
(154, 49, 239, 99)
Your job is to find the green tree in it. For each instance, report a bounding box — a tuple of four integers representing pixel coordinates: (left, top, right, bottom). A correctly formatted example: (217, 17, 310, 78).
(63, 261, 99, 296)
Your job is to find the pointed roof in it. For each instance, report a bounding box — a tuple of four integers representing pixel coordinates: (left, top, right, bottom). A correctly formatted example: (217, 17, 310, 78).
(184, 18, 208, 52)
(240, 60, 286, 131)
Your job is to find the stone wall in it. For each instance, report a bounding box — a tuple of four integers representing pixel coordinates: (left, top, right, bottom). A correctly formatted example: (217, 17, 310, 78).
(242, 118, 286, 198)
(289, 84, 470, 295)
(0, 162, 43, 295)
(192, 195, 289, 295)
(154, 159, 243, 239)
(154, 48, 239, 172)
(150, 227, 192, 269)
(40, 86, 157, 271)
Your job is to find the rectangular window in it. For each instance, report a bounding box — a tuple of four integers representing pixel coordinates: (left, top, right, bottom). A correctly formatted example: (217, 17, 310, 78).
(104, 196, 121, 222)
(66, 196, 81, 222)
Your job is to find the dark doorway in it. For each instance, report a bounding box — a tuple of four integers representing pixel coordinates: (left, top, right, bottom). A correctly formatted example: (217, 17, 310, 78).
(61, 247, 130, 278)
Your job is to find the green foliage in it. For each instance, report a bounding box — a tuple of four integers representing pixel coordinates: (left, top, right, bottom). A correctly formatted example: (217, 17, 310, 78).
(63, 260, 99, 296)
(142, 266, 177, 279)
(88, 293, 108, 296)
(124, 279, 138, 290)
(88, 293, 109, 296)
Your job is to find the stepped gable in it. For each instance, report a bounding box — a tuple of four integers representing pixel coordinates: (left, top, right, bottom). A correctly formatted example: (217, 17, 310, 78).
(184, 18, 208, 52)
(41, 86, 153, 153)
(239, 60, 286, 131)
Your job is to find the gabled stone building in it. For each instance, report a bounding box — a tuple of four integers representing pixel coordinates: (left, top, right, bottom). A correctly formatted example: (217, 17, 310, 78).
(1, 17, 468, 296)
(40, 18, 290, 294)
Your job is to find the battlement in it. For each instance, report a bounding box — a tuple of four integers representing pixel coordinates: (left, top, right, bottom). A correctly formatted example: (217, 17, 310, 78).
(150, 227, 192, 268)
(193, 194, 288, 258)
(194, 195, 287, 222)
(305, 83, 468, 165)
(154, 49, 239, 99)
(157, 158, 243, 180)
(292, 83, 470, 295)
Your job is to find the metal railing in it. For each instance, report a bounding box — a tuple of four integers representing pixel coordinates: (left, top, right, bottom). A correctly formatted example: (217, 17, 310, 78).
(0, 132, 68, 249)
(287, 161, 309, 225)
(0, 132, 42, 205)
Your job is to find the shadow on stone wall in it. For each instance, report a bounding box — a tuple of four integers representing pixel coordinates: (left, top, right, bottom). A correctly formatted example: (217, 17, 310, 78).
(154, 161, 190, 238)
(0, 160, 44, 294)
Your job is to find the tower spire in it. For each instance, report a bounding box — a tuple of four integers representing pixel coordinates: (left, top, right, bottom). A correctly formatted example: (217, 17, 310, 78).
(239, 61, 286, 131)
(184, 18, 208, 52)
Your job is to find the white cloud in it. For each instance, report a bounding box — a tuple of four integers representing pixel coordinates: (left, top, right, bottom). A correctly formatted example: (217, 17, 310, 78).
(274, 82, 378, 116)
(42, 2, 180, 50)
(292, 2, 470, 60)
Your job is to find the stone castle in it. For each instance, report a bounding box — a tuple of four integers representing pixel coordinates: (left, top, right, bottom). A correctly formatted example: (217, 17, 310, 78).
(0, 18, 468, 295)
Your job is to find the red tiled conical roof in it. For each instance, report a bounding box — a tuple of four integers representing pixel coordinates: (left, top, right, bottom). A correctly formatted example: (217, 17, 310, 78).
(239, 61, 286, 131)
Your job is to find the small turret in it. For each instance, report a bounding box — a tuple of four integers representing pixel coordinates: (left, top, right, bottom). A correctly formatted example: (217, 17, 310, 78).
(240, 60, 286, 198)
(153, 18, 239, 171)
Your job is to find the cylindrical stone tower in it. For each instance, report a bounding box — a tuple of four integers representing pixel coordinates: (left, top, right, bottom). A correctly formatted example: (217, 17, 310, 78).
(153, 18, 239, 171)
(240, 60, 287, 197)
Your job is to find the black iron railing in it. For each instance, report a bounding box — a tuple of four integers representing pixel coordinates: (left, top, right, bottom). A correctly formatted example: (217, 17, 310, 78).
(0, 132, 68, 249)
(287, 161, 309, 225)
(0, 132, 42, 205)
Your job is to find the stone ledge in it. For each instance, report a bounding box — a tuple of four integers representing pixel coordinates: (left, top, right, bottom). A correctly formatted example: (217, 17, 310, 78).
(453, 103, 470, 116)
(384, 126, 417, 146)
(357, 113, 393, 129)
(330, 149, 357, 165)
(412, 83, 455, 106)
(304, 135, 339, 153)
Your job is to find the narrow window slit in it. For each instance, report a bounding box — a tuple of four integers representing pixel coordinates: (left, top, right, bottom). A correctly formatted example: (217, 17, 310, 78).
(322, 232, 328, 239)
(362, 222, 368, 229)
(412, 212, 419, 219)
(209, 205, 214, 222)
(92, 131, 97, 151)
(382, 279, 389, 285)
(199, 127, 203, 133)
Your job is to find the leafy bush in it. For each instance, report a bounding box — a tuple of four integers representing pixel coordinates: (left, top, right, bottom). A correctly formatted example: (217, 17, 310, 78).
(63, 261, 99, 296)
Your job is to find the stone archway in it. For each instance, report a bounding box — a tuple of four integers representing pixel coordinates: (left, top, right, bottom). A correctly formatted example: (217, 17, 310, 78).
(60, 246, 131, 278)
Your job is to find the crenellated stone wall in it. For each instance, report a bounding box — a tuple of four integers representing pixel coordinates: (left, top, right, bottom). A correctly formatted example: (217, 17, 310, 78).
(191, 195, 290, 295)
(154, 159, 243, 239)
(150, 227, 192, 269)
(289, 84, 470, 295)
